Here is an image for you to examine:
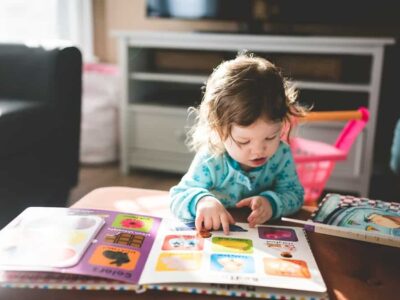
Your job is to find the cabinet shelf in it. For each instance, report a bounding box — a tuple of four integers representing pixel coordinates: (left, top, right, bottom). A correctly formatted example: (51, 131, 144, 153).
(128, 103, 188, 114)
(294, 81, 370, 93)
(131, 72, 370, 92)
(130, 72, 207, 84)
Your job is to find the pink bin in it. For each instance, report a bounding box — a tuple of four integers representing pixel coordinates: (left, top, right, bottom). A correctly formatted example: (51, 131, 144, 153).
(291, 107, 369, 204)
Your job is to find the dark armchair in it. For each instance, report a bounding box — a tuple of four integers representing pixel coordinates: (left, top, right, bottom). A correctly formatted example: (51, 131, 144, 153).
(0, 42, 82, 227)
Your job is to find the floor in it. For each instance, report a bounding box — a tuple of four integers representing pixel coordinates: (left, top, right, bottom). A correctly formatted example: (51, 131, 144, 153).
(68, 163, 182, 206)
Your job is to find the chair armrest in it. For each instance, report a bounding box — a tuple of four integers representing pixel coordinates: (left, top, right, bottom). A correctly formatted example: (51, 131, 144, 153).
(0, 43, 82, 105)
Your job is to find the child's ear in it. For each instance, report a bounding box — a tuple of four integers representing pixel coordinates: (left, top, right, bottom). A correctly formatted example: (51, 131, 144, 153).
(280, 120, 291, 142)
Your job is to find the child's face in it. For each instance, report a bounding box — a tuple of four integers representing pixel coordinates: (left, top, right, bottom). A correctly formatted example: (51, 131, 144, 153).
(223, 118, 282, 171)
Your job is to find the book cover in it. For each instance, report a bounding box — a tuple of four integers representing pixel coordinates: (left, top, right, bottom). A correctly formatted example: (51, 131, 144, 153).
(311, 193, 400, 238)
(283, 194, 400, 248)
(0, 207, 327, 299)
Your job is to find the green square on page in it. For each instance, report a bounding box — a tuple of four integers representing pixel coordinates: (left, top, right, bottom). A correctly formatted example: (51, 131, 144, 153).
(112, 214, 154, 233)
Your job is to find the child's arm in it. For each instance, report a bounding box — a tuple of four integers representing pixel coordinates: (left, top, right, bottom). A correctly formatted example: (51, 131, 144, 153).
(169, 151, 217, 221)
(259, 145, 304, 220)
(170, 152, 235, 233)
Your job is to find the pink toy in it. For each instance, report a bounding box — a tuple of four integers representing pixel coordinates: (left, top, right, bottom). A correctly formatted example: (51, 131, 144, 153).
(291, 107, 369, 204)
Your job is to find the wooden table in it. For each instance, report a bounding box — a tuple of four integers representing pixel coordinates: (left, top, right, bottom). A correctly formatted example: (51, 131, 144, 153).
(1, 187, 399, 300)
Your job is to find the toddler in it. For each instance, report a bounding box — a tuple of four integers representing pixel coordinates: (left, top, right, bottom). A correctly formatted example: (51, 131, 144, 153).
(170, 54, 307, 234)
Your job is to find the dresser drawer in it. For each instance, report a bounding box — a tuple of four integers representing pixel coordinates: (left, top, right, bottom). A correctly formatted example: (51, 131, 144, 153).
(128, 106, 193, 154)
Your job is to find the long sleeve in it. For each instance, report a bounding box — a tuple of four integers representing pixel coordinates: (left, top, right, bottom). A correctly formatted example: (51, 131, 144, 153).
(170, 143, 304, 221)
(169, 151, 216, 221)
(259, 145, 304, 219)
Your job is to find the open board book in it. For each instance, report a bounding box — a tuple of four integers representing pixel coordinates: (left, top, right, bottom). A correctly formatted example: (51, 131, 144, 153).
(284, 194, 400, 248)
(0, 207, 327, 299)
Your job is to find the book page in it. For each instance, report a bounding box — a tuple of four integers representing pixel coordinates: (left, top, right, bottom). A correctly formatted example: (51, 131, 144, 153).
(139, 219, 326, 293)
(0, 207, 328, 293)
(0, 208, 104, 269)
(0, 207, 162, 284)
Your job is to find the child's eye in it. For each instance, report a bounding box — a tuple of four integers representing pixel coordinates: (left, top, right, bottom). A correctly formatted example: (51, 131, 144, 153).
(237, 141, 250, 145)
(265, 135, 277, 141)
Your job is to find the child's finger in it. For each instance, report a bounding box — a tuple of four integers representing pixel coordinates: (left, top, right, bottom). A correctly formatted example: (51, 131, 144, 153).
(248, 207, 261, 219)
(212, 215, 221, 231)
(251, 198, 261, 210)
(248, 208, 262, 226)
(220, 214, 230, 235)
(236, 198, 252, 208)
(252, 209, 271, 226)
(195, 215, 204, 231)
(203, 216, 213, 230)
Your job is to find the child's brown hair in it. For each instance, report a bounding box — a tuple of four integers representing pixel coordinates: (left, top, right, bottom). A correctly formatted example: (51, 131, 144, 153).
(188, 53, 307, 154)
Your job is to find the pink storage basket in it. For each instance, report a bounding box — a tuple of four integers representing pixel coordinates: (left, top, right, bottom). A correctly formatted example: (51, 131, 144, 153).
(291, 107, 369, 204)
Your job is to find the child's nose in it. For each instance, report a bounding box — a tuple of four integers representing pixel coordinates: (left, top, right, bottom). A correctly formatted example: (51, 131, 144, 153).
(252, 142, 266, 155)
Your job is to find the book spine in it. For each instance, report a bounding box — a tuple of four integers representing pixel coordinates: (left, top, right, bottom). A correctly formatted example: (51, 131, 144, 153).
(302, 227, 313, 250)
(304, 223, 400, 248)
(145, 284, 327, 300)
(0, 282, 144, 291)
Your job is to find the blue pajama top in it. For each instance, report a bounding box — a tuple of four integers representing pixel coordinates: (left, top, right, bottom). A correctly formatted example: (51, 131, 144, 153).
(170, 141, 304, 222)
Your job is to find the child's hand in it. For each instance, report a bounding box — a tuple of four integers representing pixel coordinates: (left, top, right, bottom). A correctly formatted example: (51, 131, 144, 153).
(236, 196, 273, 227)
(196, 196, 235, 234)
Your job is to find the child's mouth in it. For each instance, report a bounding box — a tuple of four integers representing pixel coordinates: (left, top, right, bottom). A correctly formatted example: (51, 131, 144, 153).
(251, 157, 267, 166)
